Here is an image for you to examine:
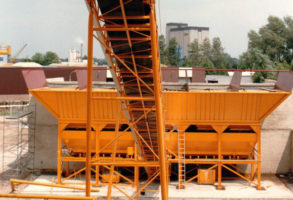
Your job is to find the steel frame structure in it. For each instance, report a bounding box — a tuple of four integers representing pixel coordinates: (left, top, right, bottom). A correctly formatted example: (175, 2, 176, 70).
(81, 0, 287, 199)
(167, 124, 263, 190)
(0, 194, 96, 200)
(85, 0, 168, 199)
(0, 1, 291, 200)
(21, 81, 290, 200)
(54, 108, 264, 198)
(25, 82, 291, 199)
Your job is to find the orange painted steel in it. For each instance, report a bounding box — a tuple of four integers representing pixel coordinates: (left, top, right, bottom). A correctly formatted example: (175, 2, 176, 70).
(149, 2, 169, 198)
(24, 0, 292, 199)
(0, 194, 96, 200)
(47, 0, 168, 198)
(10, 179, 100, 192)
(30, 89, 290, 125)
(30, 88, 291, 193)
(86, 4, 94, 196)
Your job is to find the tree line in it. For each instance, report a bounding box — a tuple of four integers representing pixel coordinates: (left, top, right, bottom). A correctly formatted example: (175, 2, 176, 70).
(22, 52, 107, 66)
(22, 16, 293, 82)
(239, 16, 293, 82)
(160, 16, 293, 82)
(159, 35, 237, 74)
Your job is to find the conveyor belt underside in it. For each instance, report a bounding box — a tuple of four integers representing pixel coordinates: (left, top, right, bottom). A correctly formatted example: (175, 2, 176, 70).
(97, 0, 160, 175)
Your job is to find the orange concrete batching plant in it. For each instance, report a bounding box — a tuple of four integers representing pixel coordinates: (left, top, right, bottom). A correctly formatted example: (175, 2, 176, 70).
(1, 0, 292, 199)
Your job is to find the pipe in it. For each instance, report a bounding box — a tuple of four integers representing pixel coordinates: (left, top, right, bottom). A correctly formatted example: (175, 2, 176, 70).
(10, 179, 99, 192)
(0, 193, 96, 200)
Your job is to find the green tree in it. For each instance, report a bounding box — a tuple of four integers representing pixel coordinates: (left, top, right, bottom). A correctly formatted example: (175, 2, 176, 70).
(199, 38, 216, 73)
(247, 30, 262, 49)
(21, 57, 32, 62)
(43, 51, 60, 65)
(241, 15, 293, 82)
(166, 38, 180, 66)
(187, 39, 200, 66)
(182, 58, 192, 67)
(31, 51, 60, 65)
(200, 58, 214, 69)
(211, 37, 228, 69)
(284, 16, 293, 61)
(186, 37, 235, 71)
(247, 16, 293, 64)
(93, 58, 107, 65)
(224, 53, 239, 69)
(159, 35, 168, 64)
(200, 38, 212, 62)
(31, 52, 44, 65)
(240, 48, 273, 70)
(240, 48, 273, 82)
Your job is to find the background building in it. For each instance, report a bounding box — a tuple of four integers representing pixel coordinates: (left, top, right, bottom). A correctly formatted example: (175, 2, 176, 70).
(68, 48, 81, 63)
(166, 22, 209, 58)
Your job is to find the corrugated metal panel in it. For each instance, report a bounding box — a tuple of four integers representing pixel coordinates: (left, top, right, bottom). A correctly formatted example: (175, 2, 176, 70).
(30, 89, 290, 125)
(163, 91, 289, 124)
(166, 132, 256, 156)
(192, 70, 206, 83)
(30, 89, 128, 122)
(162, 69, 178, 82)
(62, 131, 134, 153)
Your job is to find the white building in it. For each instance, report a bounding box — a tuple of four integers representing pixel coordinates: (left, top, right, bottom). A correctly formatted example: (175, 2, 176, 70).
(166, 23, 209, 58)
(68, 49, 81, 63)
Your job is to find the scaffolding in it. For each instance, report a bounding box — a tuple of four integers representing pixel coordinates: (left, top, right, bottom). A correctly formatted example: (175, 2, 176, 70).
(0, 102, 36, 179)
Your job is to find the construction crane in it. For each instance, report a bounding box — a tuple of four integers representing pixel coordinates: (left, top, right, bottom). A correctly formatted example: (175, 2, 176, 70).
(9, 44, 27, 63)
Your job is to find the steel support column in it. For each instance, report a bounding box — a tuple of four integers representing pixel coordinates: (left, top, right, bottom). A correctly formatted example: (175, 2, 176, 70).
(213, 125, 226, 190)
(86, 6, 94, 197)
(255, 126, 263, 190)
(106, 104, 121, 200)
(134, 145, 140, 200)
(57, 124, 63, 184)
(149, 2, 168, 199)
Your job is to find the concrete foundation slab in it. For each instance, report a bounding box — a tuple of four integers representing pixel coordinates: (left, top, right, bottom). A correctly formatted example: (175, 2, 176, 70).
(19, 175, 293, 199)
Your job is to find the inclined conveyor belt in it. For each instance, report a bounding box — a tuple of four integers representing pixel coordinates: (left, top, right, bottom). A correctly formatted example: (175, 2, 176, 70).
(97, 0, 161, 176)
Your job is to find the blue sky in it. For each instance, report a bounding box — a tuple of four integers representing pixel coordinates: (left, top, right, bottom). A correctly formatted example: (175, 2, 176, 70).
(1, 0, 293, 59)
